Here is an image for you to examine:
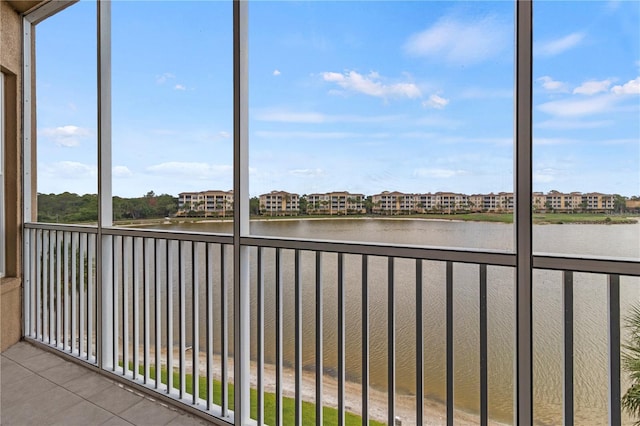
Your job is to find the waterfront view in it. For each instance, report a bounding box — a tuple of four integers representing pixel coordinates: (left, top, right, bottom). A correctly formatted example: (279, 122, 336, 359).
(134, 218, 640, 424)
(17, 0, 638, 425)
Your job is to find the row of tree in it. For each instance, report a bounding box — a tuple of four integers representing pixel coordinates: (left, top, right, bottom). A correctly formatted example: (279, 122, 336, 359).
(37, 191, 178, 223)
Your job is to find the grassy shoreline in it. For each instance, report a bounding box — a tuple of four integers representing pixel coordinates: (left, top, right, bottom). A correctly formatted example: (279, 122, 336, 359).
(116, 212, 639, 227)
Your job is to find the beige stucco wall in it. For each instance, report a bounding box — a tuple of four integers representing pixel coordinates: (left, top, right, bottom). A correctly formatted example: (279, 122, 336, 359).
(1, 0, 24, 350)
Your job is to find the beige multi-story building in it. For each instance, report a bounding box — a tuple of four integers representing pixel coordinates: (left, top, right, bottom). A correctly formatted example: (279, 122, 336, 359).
(434, 192, 469, 213)
(532, 192, 546, 212)
(307, 191, 365, 215)
(583, 192, 615, 212)
(259, 191, 299, 216)
(178, 190, 234, 216)
(372, 191, 417, 214)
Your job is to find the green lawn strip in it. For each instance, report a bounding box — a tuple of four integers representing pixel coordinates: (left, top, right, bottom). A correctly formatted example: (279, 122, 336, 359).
(533, 213, 637, 224)
(129, 364, 384, 426)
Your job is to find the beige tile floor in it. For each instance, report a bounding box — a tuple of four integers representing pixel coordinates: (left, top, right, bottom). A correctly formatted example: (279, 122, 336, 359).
(1, 341, 211, 425)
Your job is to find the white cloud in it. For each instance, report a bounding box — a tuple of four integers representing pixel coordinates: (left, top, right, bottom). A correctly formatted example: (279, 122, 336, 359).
(254, 131, 362, 140)
(413, 168, 468, 178)
(40, 125, 91, 147)
(611, 77, 640, 95)
(273, 69, 281, 76)
(174, 84, 187, 91)
(146, 162, 232, 180)
(321, 70, 421, 99)
(254, 109, 401, 124)
(537, 95, 616, 117)
(113, 166, 133, 178)
(288, 168, 325, 178)
(422, 94, 449, 109)
(573, 79, 613, 95)
(156, 73, 175, 84)
(535, 32, 585, 56)
(41, 161, 97, 179)
(536, 119, 613, 130)
(404, 15, 510, 65)
(218, 131, 231, 139)
(538, 76, 569, 92)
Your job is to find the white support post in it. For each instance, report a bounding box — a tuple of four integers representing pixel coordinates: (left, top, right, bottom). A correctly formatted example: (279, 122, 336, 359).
(98, 0, 114, 370)
(233, 0, 250, 424)
(22, 19, 34, 338)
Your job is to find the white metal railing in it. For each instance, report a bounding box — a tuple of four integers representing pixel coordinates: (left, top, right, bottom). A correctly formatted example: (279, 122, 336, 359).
(23, 222, 640, 425)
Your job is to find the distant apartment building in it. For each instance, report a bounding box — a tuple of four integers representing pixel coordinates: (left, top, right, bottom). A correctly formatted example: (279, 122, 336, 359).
(259, 191, 300, 216)
(543, 191, 614, 213)
(532, 192, 546, 212)
(582, 192, 615, 212)
(372, 191, 417, 214)
(435, 192, 469, 213)
(369, 190, 614, 214)
(373, 191, 469, 214)
(177, 190, 234, 216)
(307, 191, 365, 215)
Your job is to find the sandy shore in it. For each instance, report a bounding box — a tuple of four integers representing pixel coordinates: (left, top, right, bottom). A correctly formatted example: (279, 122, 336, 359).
(146, 347, 501, 425)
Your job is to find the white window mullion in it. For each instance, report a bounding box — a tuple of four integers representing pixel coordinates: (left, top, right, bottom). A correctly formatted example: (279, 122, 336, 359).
(97, 0, 113, 370)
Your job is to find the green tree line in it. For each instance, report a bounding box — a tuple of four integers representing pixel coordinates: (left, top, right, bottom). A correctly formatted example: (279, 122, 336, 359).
(37, 191, 178, 223)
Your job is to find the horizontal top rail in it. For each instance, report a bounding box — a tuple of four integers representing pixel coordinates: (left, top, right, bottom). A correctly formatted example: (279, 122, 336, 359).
(534, 255, 640, 277)
(241, 235, 517, 266)
(103, 227, 233, 244)
(24, 222, 99, 233)
(24, 222, 639, 275)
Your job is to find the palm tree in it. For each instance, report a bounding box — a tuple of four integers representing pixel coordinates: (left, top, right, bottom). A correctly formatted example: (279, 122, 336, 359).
(623, 305, 640, 423)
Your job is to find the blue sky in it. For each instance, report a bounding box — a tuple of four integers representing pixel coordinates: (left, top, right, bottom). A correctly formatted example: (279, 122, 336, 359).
(35, 0, 639, 198)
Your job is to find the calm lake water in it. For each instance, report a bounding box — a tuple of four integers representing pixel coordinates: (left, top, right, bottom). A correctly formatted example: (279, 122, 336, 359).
(136, 218, 640, 425)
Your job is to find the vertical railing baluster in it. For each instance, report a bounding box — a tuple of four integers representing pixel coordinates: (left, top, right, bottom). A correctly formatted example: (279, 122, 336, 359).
(480, 264, 488, 426)
(179, 240, 186, 398)
(275, 248, 283, 425)
(388, 256, 395, 426)
(79, 233, 85, 357)
(361, 254, 369, 426)
(608, 274, 621, 426)
(71, 232, 77, 354)
(133, 237, 140, 380)
(563, 270, 574, 426)
(48, 230, 54, 344)
(29, 229, 37, 338)
(295, 249, 303, 426)
(192, 241, 200, 404)
(43, 230, 49, 342)
(56, 231, 62, 347)
(167, 239, 174, 393)
(155, 239, 162, 388)
(206, 243, 214, 410)
(88, 234, 95, 361)
(257, 246, 265, 425)
(338, 253, 345, 426)
(144, 238, 150, 383)
(113, 236, 119, 371)
(446, 261, 454, 426)
(416, 259, 424, 426)
(316, 251, 323, 425)
(63, 232, 69, 350)
(221, 244, 228, 416)
(123, 237, 130, 376)
(36, 230, 45, 340)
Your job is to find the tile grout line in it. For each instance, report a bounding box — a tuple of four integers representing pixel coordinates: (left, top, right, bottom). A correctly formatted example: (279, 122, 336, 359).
(2, 349, 185, 425)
